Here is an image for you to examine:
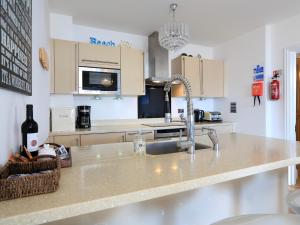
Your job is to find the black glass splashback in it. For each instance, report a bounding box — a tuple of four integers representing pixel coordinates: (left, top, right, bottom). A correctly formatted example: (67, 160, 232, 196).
(138, 85, 171, 118)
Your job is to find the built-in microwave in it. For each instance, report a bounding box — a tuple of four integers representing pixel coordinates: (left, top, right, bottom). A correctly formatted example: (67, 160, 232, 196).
(78, 67, 121, 95)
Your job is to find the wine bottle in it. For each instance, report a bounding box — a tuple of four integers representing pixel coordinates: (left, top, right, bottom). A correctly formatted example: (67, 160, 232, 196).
(21, 105, 39, 157)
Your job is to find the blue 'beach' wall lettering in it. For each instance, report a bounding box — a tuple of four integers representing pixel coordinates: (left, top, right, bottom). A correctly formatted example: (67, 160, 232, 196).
(90, 37, 116, 47)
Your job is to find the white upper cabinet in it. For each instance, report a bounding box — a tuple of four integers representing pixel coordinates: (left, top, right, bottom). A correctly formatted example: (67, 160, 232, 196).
(50, 39, 77, 94)
(171, 56, 224, 98)
(78, 43, 121, 69)
(121, 46, 145, 96)
(50, 39, 145, 96)
(201, 59, 224, 97)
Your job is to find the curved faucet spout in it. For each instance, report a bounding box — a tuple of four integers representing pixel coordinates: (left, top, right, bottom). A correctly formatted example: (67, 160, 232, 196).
(164, 74, 193, 116)
(164, 74, 195, 154)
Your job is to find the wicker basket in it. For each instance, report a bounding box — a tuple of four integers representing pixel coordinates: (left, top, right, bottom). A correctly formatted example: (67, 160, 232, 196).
(41, 143, 72, 168)
(0, 157, 61, 201)
(60, 147, 72, 168)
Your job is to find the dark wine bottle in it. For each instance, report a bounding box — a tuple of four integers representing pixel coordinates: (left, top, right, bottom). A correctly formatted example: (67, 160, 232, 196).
(21, 105, 39, 157)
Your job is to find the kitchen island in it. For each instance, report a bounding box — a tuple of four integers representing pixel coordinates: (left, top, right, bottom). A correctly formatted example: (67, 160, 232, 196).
(0, 133, 300, 225)
(49, 121, 234, 136)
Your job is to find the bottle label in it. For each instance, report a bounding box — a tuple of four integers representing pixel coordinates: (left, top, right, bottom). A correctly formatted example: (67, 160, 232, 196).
(27, 133, 38, 152)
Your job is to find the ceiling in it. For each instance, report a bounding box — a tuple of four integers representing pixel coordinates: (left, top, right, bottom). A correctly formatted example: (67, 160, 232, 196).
(49, 0, 300, 46)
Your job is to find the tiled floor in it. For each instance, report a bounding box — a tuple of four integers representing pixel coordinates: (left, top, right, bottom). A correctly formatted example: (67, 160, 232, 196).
(295, 179, 300, 189)
(294, 167, 300, 189)
(288, 168, 300, 213)
(289, 167, 300, 189)
(289, 166, 300, 191)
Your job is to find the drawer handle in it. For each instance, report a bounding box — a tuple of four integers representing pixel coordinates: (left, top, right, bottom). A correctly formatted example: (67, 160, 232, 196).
(81, 59, 119, 65)
(128, 131, 153, 135)
(200, 60, 204, 95)
(141, 131, 152, 135)
(127, 132, 138, 135)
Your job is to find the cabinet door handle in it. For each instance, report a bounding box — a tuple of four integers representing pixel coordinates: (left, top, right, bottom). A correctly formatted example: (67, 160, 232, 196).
(182, 57, 185, 76)
(200, 60, 204, 95)
(141, 131, 153, 135)
(75, 43, 78, 92)
(127, 132, 139, 136)
(127, 131, 152, 136)
(122, 135, 125, 142)
(142, 53, 145, 94)
(142, 76, 145, 94)
(81, 59, 119, 65)
(182, 57, 186, 95)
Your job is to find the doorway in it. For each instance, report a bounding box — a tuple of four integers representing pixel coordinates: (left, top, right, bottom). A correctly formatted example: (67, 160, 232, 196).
(295, 56, 300, 188)
(296, 56, 300, 141)
(284, 49, 297, 186)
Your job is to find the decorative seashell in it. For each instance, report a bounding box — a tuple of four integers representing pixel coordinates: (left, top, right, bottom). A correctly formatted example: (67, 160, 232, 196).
(119, 41, 131, 48)
(39, 48, 49, 71)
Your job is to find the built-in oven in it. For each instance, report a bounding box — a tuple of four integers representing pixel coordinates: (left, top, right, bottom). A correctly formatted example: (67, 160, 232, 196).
(154, 128, 187, 140)
(78, 67, 120, 95)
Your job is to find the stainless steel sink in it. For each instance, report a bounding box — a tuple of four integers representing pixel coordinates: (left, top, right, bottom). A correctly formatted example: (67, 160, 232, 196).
(146, 141, 211, 155)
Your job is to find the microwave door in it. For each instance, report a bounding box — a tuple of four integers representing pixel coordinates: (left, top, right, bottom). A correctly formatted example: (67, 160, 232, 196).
(78, 67, 120, 95)
(98, 74, 118, 91)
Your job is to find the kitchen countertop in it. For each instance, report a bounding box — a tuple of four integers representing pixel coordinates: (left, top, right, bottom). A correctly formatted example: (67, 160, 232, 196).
(1, 133, 299, 225)
(49, 121, 233, 136)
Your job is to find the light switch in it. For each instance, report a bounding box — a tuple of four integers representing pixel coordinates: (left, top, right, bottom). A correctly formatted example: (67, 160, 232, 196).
(230, 102, 237, 113)
(178, 108, 184, 113)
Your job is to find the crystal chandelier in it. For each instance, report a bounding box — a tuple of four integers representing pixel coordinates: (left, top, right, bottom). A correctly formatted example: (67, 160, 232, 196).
(159, 3, 190, 51)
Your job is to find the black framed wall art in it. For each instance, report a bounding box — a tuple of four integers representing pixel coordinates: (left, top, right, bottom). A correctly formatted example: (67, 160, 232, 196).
(0, 0, 32, 95)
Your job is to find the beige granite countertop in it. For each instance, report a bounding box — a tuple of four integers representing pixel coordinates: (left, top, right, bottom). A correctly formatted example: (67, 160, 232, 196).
(49, 121, 233, 136)
(1, 133, 300, 225)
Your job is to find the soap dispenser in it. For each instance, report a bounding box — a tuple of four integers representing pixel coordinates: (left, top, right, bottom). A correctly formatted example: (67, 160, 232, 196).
(164, 91, 171, 123)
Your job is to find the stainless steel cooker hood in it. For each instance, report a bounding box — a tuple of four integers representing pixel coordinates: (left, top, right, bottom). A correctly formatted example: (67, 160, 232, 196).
(146, 32, 170, 85)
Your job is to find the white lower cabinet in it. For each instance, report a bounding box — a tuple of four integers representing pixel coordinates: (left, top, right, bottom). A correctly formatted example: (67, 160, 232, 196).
(195, 124, 234, 136)
(50, 124, 233, 147)
(125, 130, 154, 142)
(80, 132, 126, 146)
(46, 136, 54, 143)
(53, 135, 80, 147)
(214, 124, 235, 134)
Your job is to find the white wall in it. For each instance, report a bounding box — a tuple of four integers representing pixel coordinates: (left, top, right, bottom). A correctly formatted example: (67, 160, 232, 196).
(49, 13, 216, 121)
(50, 95, 139, 120)
(214, 27, 267, 136)
(169, 43, 213, 60)
(0, 0, 50, 165)
(50, 13, 73, 40)
(213, 13, 300, 139)
(266, 14, 300, 138)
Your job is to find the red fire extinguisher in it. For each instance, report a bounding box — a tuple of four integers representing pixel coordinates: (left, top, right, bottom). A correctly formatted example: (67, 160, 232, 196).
(270, 72, 280, 100)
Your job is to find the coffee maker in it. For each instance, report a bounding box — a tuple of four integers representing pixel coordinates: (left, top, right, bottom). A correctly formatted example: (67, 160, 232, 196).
(194, 109, 205, 122)
(76, 106, 91, 128)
